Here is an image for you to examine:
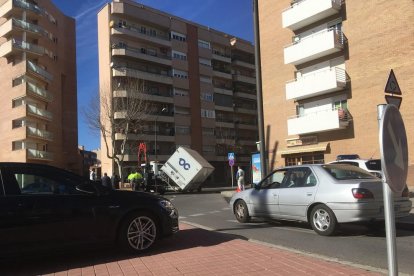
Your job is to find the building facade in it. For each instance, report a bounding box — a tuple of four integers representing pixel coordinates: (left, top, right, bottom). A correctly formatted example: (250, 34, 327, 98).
(259, 0, 414, 186)
(0, 0, 79, 172)
(98, 0, 258, 185)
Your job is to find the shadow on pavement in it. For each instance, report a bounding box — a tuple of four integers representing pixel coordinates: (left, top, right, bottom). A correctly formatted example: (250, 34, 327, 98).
(0, 226, 247, 276)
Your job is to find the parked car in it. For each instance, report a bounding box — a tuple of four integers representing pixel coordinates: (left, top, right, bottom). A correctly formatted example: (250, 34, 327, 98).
(0, 163, 179, 255)
(230, 164, 412, 236)
(329, 158, 382, 178)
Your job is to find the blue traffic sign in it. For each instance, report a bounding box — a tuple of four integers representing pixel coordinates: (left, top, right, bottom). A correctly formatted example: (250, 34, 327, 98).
(228, 152, 235, 160)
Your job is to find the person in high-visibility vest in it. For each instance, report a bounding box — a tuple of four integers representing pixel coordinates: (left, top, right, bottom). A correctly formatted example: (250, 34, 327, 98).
(128, 170, 143, 191)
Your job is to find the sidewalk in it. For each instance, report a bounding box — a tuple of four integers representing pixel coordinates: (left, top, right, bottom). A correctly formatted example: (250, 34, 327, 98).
(1, 222, 387, 276)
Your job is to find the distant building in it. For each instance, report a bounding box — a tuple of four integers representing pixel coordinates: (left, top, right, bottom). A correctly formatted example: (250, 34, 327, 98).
(78, 146, 100, 178)
(259, 0, 414, 185)
(0, 0, 79, 173)
(97, 0, 258, 185)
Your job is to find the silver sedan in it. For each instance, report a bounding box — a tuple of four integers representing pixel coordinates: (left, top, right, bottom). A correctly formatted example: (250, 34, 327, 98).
(230, 164, 412, 236)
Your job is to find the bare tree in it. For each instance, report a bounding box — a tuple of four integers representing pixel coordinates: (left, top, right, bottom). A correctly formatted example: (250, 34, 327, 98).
(83, 78, 149, 181)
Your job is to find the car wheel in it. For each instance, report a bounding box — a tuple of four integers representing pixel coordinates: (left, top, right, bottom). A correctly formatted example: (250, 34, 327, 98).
(310, 204, 337, 236)
(234, 200, 250, 223)
(119, 212, 158, 253)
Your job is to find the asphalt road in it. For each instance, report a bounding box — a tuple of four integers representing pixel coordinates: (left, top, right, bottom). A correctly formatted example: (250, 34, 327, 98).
(166, 192, 414, 275)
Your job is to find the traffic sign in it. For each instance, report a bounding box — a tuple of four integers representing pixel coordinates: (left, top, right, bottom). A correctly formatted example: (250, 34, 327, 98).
(228, 152, 235, 160)
(385, 95, 402, 109)
(379, 104, 408, 193)
(384, 69, 401, 95)
(229, 159, 235, 167)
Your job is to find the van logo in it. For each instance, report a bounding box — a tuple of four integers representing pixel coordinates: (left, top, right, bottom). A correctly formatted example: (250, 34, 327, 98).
(179, 158, 190, 170)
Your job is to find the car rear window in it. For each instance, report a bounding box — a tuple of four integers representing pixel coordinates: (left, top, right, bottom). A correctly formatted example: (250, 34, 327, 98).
(365, 159, 381, 170)
(322, 164, 377, 180)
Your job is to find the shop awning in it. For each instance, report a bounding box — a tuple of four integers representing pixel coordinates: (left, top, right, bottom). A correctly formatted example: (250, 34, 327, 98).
(279, 142, 329, 155)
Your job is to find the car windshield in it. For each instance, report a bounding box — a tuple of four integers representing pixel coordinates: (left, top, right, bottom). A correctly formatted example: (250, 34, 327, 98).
(322, 164, 377, 180)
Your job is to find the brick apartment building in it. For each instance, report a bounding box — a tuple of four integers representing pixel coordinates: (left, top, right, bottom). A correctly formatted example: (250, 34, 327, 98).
(258, 0, 414, 186)
(0, 0, 79, 173)
(97, 0, 258, 185)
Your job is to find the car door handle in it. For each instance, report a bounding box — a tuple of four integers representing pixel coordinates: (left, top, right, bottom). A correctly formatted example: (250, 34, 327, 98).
(307, 192, 313, 196)
(272, 193, 278, 197)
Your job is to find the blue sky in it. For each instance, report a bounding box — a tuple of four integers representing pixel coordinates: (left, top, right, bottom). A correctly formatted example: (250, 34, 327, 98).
(52, 0, 254, 151)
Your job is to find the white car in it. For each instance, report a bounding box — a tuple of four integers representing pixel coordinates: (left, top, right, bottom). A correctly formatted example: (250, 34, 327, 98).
(329, 159, 382, 178)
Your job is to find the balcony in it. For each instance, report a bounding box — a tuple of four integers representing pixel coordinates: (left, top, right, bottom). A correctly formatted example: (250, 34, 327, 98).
(213, 86, 233, 96)
(0, 18, 48, 38)
(27, 126, 53, 141)
(232, 73, 256, 85)
(234, 105, 257, 115)
(211, 50, 231, 63)
(26, 81, 53, 102)
(113, 90, 173, 104)
(112, 67, 172, 85)
(284, 28, 345, 65)
(234, 91, 256, 100)
(0, 0, 44, 19)
(111, 44, 172, 66)
(282, 0, 343, 31)
(288, 107, 350, 135)
(286, 67, 347, 100)
(27, 149, 53, 161)
(26, 104, 53, 121)
(232, 59, 255, 70)
(111, 26, 171, 48)
(27, 60, 53, 81)
(212, 69, 232, 80)
(0, 39, 45, 58)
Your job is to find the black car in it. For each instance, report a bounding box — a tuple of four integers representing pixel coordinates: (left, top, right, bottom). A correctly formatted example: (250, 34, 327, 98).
(0, 163, 179, 255)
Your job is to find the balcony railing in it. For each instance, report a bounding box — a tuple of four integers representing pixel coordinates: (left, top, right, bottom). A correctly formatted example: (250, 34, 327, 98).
(288, 107, 350, 135)
(26, 81, 53, 101)
(27, 60, 53, 81)
(286, 67, 347, 100)
(27, 126, 53, 140)
(112, 43, 171, 60)
(112, 66, 172, 85)
(14, 0, 44, 14)
(27, 149, 53, 160)
(26, 104, 52, 120)
(13, 39, 44, 55)
(12, 18, 48, 36)
(284, 28, 346, 65)
(282, 0, 343, 30)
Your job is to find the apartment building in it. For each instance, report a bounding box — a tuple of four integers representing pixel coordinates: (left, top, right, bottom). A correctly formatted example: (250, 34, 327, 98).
(0, 0, 79, 172)
(259, 0, 414, 185)
(98, 0, 258, 184)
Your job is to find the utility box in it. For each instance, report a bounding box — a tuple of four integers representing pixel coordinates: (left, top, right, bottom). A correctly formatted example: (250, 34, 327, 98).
(161, 147, 214, 191)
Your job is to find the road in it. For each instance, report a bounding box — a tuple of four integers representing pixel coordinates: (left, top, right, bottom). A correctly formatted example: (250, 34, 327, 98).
(166, 192, 414, 275)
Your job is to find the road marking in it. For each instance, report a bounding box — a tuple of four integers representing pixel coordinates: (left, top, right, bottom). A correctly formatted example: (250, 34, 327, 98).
(222, 207, 231, 210)
(179, 216, 187, 219)
(209, 211, 221, 214)
(189, 213, 205, 217)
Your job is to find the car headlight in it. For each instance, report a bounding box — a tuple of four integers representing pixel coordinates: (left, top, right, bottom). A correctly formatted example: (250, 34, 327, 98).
(159, 200, 175, 211)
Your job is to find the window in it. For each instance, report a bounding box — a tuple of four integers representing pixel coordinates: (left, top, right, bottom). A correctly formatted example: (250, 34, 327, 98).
(334, 100, 347, 110)
(198, 39, 210, 49)
(175, 106, 190, 115)
(172, 50, 187, 60)
(171, 31, 186, 42)
(200, 75, 212, 83)
(201, 109, 215, 118)
(200, 92, 213, 102)
(202, 145, 215, 153)
(174, 88, 189, 97)
(202, 128, 214, 136)
(175, 126, 190, 135)
(281, 168, 316, 188)
(173, 69, 188, 79)
(199, 58, 211, 67)
(260, 170, 287, 189)
(147, 48, 157, 56)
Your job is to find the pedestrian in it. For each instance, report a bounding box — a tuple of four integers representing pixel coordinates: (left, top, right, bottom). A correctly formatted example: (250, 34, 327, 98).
(101, 172, 112, 188)
(111, 173, 120, 189)
(236, 166, 245, 191)
(89, 169, 96, 181)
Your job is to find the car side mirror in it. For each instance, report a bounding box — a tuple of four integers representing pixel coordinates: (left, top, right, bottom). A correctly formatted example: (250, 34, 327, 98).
(253, 183, 260, 190)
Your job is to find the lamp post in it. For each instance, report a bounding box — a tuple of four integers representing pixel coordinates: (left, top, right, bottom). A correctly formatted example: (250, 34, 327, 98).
(253, 0, 267, 178)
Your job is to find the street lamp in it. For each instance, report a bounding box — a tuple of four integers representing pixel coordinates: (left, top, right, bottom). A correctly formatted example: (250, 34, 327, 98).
(154, 107, 167, 161)
(154, 107, 167, 193)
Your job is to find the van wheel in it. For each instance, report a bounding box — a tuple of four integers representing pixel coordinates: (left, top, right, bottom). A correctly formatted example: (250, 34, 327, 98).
(310, 204, 337, 236)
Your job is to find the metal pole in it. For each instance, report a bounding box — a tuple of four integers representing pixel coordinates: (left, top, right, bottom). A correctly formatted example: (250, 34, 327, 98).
(155, 117, 157, 161)
(231, 166, 234, 188)
(377, 104, 398, 276)
(253, 0, 267, 179)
